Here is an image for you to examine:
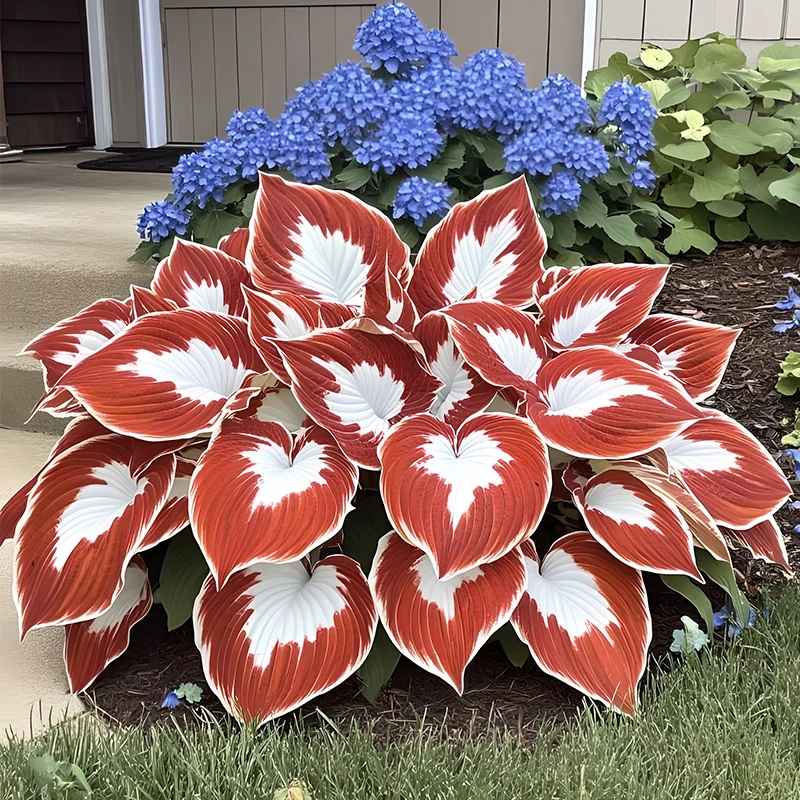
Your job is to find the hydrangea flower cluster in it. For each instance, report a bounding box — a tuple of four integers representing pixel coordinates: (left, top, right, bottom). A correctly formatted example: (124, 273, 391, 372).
(136, 200, 190, 243)
(541, 171, 583, 215)
(139, 3, 658, 241)
(353, 1, 430, 73)
(225, 107, 271, 142)
(392, 176, 452, 225)
(452, 49, 532, 135)
(598, 80, 658, 163)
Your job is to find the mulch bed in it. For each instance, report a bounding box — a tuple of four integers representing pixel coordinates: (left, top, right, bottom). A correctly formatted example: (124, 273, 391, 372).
(87, 243, 800, 739)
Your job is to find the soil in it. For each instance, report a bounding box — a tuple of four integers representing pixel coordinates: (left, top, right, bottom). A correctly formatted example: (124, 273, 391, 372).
(87, 243, 800, 739)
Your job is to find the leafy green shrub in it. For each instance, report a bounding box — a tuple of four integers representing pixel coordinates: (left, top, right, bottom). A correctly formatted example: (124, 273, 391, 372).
(777, 351, 800, 395)
(586, 35, 800, 255)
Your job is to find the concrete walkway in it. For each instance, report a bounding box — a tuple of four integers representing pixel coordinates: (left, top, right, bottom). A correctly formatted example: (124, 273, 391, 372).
(0, 151, 170, 737)
(0, 429, 84, 738)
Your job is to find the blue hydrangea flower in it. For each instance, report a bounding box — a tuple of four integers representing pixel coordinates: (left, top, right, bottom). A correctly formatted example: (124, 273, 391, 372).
(541, 171, 582, 215)
(136, 200, 190, 242)
(559, 134, 610, 181)
(425, 29, 457, 61)
(161, 691, 181, 709)
(504, 131, 563, 176)
(238, 127, 274, 181)
(629, 159, 658, 191)
(265, 121, 331, 184)
(453, 49, 532, 135)
(298, 62, 387, 147)
(406, 60, 462, 130)
(354, 2, 430, 74)
(773, 309, 800, 333)
(775, 287, 800, 311)
(713, 605, 757, 637)
(171, 138, 243, 208)
(527, 74, 592, 133)
(599, 80, 657, 164)
(226, 107, 271, 142)
(392, 176, 452, 226)
(351, 100, 443, 174)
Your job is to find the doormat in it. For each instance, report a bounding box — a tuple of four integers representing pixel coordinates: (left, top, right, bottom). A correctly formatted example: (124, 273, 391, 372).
(77, 147, 196, 174)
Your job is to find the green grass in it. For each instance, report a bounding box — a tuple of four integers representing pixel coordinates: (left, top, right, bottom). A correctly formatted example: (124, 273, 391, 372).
(3, 585, 800, 800)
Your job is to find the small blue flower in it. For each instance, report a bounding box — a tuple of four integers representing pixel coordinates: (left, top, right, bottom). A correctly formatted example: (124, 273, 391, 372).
(775, 287, 800, 311)
(354, 2, 430, 74)
(629, 159, 658, 191)
(773, 308, 800, 333)
(136, 200, 190, 242)
(392, 176, 452, 226)
(780, 448, 800, 481)
(161, 691, 181, 709)
(599, 80, 657, 164)
(541, 171, 582, 216)
(713, 604, 757, 637)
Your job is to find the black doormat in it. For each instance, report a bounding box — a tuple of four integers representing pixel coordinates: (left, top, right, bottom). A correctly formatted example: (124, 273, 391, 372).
(77, 146, 196, 174)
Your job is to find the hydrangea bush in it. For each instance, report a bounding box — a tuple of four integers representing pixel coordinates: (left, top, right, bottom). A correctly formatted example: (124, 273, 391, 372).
(4, 176, 792, 721)
(134, 2, 659, 267)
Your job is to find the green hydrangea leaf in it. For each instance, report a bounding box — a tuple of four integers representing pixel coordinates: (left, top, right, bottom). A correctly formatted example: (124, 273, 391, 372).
(708, 120, 763, 155)
(748, 201, 800, 240)
(692, 43, 746, 83)
(716, 91, 753, 109)
(706, 199, 745, 217)
(661, 180, 697, 208)
(664, 226, 717, 254)
(690, 160, 740, 203)
(661, 140, 711, 161)
(334, 161, 373, 190)
(768, 169, 800, 207)
(715, 217, 750, 242)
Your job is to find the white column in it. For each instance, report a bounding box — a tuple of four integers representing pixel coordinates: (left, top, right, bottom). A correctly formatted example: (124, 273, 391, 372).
(138, 0, 168, 147)
(581, 0, 600, 88)
(84, 0, 113, 149)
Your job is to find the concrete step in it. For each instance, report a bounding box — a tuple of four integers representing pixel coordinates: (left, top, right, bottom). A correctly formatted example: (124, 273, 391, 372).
(0, 151, 170, 432)
(0, 326, 67, 435)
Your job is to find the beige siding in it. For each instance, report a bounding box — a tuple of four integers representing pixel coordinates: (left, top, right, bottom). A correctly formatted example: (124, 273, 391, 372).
(689, 0, 739, 38)
(597, 0, 797, 70)
(162, 0, 587, 144)
(740, 0, 785, 39)
(788, 0, 800, 39)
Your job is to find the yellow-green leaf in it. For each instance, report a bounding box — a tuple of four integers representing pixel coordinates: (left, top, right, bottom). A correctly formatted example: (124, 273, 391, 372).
(641, 48, 674, 71)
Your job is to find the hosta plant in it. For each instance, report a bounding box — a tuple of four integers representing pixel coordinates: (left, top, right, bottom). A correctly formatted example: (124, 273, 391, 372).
(2, 176, 792, 723)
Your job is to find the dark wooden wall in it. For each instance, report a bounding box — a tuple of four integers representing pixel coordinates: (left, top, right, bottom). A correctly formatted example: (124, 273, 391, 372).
(1, 0, 94, 148)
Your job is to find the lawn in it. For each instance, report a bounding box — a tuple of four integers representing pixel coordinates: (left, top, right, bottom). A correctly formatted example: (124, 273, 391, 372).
(3, 583, 799, 800)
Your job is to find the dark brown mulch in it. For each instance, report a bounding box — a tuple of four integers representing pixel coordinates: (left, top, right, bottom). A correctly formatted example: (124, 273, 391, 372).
(88, 243, 800, 739)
